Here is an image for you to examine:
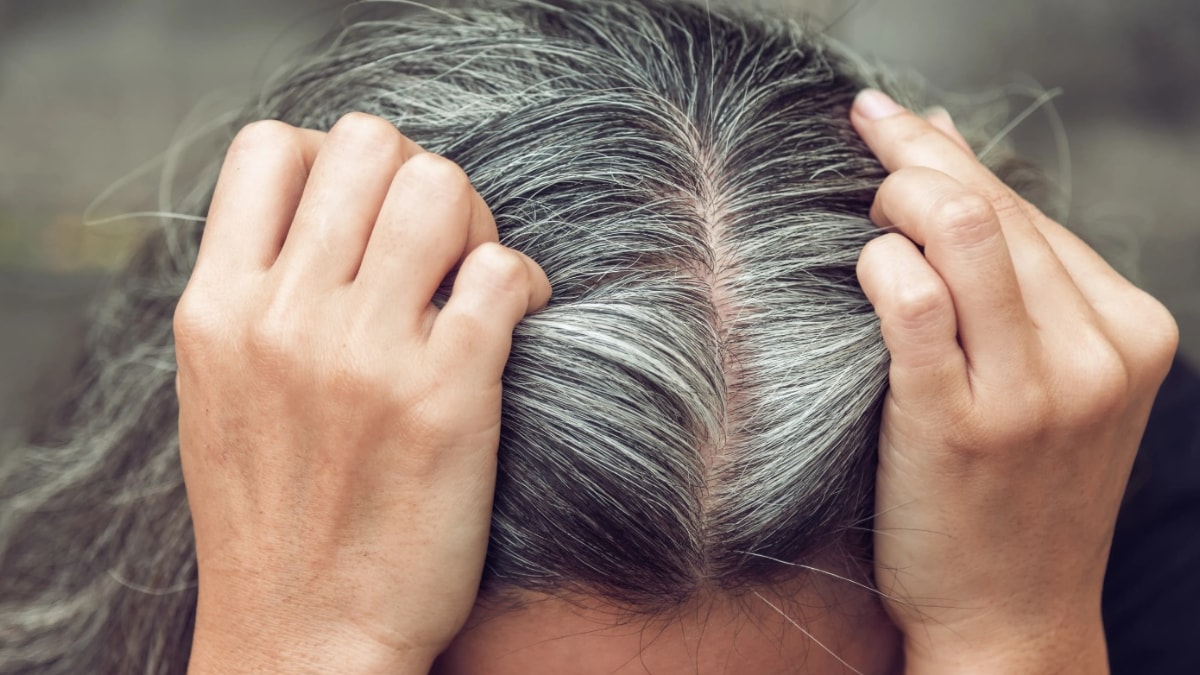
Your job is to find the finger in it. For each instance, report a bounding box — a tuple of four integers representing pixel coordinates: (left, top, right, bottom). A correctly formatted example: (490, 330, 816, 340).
(854, 89, 1048, 246)
(854, 90, 1000, 190)
(862, 94, 1148, 355)
(866, 93, 1094, 297)
(919, 107, 1156, 357)
(868, 167, 1036, 370)
(356, 152, 500, 320)
(923, 107, 972, 153)
(857, 233, 968, 403)
(914, 101, 1127, 310)
(1033, 218, 1179, 366)
(855, 91, 1096, 334)
(276, 113, 423, 286)
(431, 243, 552, 384)
(1026, 213, 1139, 306)
(197, 122, 324, 276)
(872, 168, 1093, 335)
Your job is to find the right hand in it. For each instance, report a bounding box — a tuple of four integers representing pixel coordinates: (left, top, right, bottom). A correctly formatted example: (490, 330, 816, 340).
(174, 113, 550, 674)
(852, 90, 1178, 674)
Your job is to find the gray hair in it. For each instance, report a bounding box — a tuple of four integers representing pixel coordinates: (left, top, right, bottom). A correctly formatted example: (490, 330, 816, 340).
(0, 0, 1049, 672)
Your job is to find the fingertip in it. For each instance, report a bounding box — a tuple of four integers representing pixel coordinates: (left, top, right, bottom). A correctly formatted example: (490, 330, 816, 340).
(851, 91, 985, 178)
(515, 250, 552, 313)
(853, 89, 907, 121)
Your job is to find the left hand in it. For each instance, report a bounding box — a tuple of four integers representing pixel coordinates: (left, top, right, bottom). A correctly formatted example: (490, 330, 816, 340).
(852, 90, 1179, 674)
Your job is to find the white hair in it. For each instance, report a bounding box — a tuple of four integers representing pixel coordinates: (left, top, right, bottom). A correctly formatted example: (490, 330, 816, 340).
(0, 1, 1049, 672)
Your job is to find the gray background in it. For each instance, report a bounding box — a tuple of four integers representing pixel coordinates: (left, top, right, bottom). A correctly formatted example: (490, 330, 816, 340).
(2, 0, 1198, 426)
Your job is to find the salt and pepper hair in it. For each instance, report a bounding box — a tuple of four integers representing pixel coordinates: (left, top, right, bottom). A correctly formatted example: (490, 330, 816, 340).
(0, 0, 1048, 672)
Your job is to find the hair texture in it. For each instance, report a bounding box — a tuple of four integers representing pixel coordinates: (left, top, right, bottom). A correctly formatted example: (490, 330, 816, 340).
(0, 1, 1051, 672)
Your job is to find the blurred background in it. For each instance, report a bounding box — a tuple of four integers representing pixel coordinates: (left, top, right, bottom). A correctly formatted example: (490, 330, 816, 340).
(1, 0, 1198, 424)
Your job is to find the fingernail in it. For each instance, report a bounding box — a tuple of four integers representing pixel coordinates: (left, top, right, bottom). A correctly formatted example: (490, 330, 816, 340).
(855, 89, 905, 120)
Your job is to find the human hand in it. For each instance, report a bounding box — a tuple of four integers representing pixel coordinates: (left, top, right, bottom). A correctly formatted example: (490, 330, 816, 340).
(174, 114, 550, 674)
(852, 91, 1178, 674)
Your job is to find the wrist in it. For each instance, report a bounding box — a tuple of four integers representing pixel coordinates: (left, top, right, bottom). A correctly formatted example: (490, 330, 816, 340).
(188, 594, 437, 675)
(901, 614, 1109, 675)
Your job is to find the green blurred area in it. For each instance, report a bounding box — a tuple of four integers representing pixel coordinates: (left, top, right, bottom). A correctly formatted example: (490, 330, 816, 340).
(0, 0, 341, 275)
(0, 210, 148, 272)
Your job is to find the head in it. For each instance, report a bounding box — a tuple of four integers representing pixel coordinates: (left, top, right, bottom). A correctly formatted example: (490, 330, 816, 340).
(0, 1, 1050, 673)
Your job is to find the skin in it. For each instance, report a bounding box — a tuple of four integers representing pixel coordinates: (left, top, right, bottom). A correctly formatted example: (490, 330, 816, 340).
(854, 90, 1176, 673)
(433, 564, 904, 675)
(177, 91, 1178, 674)
(177, 114, 552, 674)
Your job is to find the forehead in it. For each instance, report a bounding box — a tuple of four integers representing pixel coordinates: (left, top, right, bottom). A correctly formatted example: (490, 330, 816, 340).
(432, 585, 902, 675)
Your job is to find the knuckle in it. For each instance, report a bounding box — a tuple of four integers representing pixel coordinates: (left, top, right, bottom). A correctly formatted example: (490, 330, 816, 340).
(928, 191, 999, 247)
(888, 279, 950, 329)
(1059, 336, 1131, 423)
(173, 289, 221, 349)
(331, 111, 400, 148)
(402, 152, 472, 200)
(1150, 318, 1181, 369)
(978, 184, 1027, 221)
(1131, 293, 1180, 371)
(470, 243, 527, 286)
(1085, 359, 1130, 413)
(462, 245, 531, 304)
(229, 120, 299, 156)
(244, 300, 298, 362)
